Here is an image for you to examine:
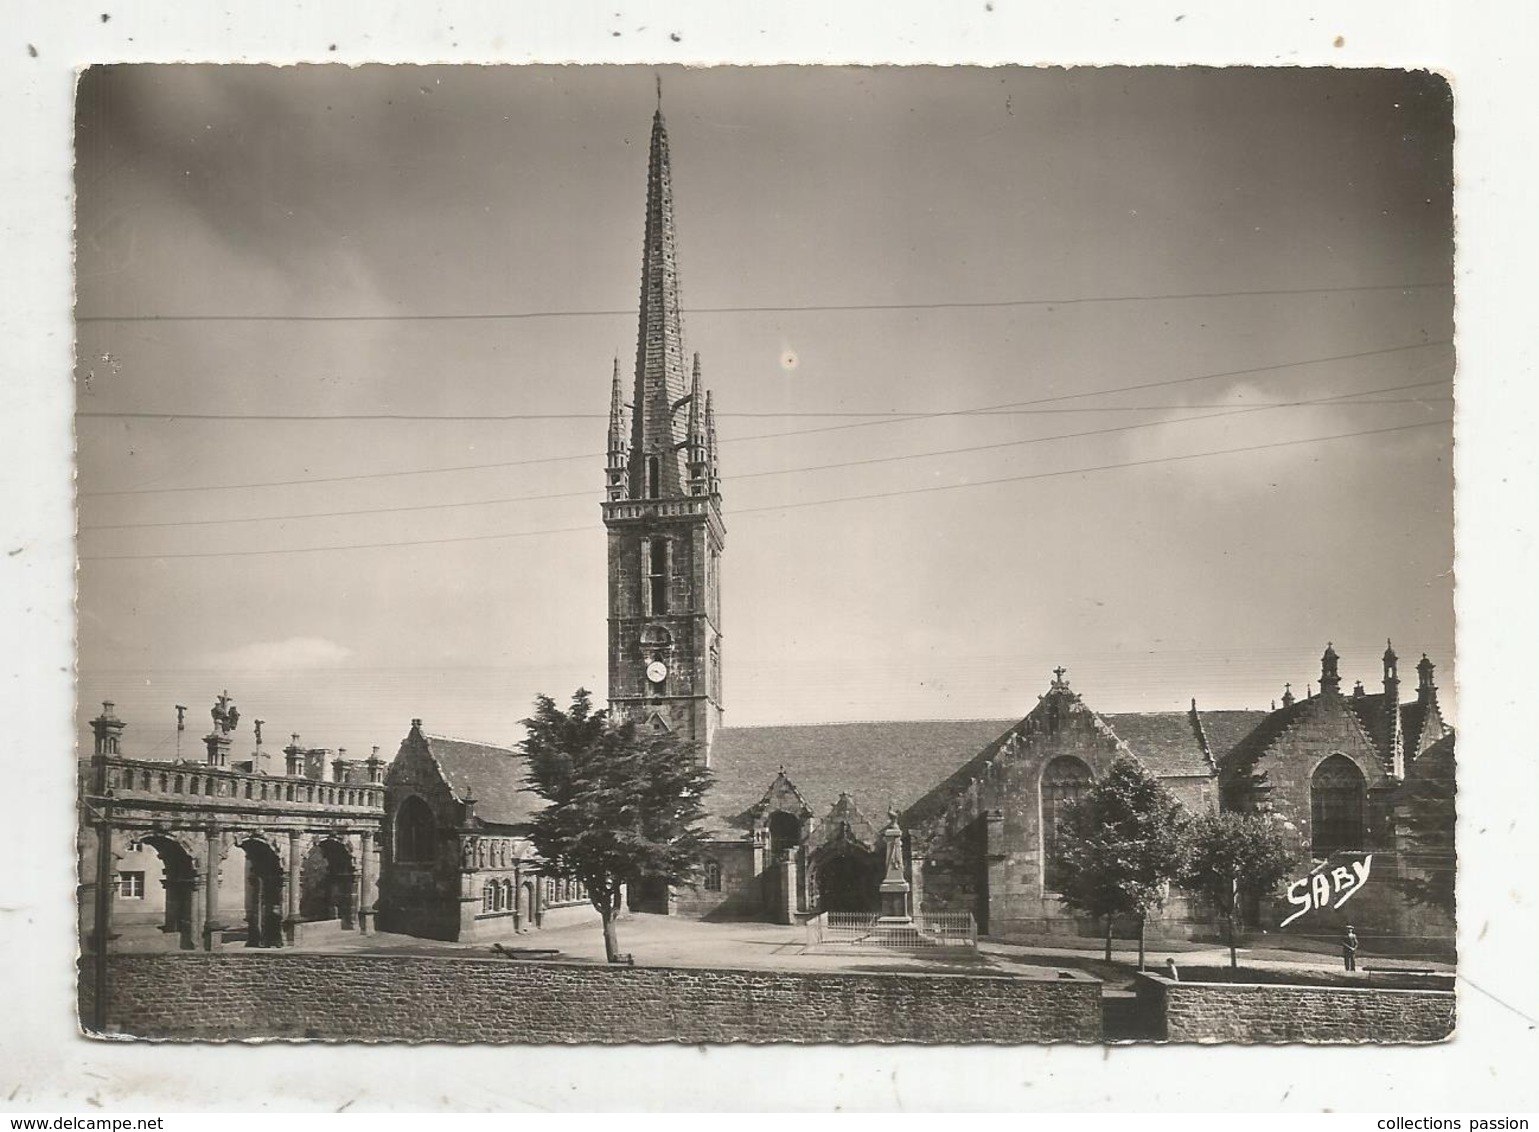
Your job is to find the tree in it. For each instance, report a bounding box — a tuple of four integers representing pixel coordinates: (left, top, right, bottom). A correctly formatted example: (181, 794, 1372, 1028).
(1181, 810, 1300, 969)
(1053, 757, 1190, 966)
(519, 689, 713, 964)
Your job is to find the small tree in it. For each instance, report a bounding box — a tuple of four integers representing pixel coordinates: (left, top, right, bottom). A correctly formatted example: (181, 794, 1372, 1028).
(1054, 757, 1190, 966)
(519, 690, 713, 964)
(1181, 810, 1299, 970)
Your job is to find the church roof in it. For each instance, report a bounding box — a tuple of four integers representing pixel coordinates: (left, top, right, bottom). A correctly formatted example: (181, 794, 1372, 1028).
(420, 733, 540, 829)
(705, 706, 1244, 835)
(1191, 708, 1273, 766)
(705, 719, 1017, 832)
(1100, 712, 1213, 778)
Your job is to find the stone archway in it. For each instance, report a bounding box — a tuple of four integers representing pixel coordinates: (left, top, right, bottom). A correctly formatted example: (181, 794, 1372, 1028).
(811, 847, 882, 914)
(517, 881, 535, 931)
(139, 833, 197, 949)
(235, 837, 285, 947)
(301, 838, 356, 928)
(768, 811, 802, 854)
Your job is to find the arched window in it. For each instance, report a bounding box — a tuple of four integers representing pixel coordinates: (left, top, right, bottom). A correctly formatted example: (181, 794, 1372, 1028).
(1041, 756, 1095, 891)
(703, 859, 722, 893)
(646, 455, 660, 498)
(482, 882, 495, 913)
(394, 796, 436, 864)
(1311, 755, 1366, 854)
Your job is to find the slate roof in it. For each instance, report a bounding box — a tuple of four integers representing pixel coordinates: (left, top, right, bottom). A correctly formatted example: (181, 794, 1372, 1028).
(1193, 709, 1273, 766)
(1347, 691, 1391, 747)
(1401, 701, 1434, 759)
(421, 733, 541, 828)
(706, 707, 1241, 837)
(1101, 712, 1211, 777)
(705, 720, 1017, 832)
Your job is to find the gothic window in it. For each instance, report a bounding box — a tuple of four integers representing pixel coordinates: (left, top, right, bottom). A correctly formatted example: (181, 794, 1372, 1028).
(1311, 755, 1367, 854)
(173, 775, 183, 794)
(1041, 756, 1095, 892)
(394, 796, 436, 864)
(482, 882, 496, 914)
(646, 456, 660, 498)
(710, 642, 721, 698)
(703, 859, 722, 892)
(643, 537, 670, 615)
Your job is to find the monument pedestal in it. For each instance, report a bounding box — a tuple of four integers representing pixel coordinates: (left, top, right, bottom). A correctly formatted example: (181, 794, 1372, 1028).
(877, 811, 912, 923)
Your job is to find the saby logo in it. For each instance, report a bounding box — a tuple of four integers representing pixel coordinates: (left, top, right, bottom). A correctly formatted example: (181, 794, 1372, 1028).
(1280, 853, 1372, 928)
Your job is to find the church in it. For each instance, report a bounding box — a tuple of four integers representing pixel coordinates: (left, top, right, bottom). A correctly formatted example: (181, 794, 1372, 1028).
(588, 101, 1457, 956)
(79, 99, 1456, 964)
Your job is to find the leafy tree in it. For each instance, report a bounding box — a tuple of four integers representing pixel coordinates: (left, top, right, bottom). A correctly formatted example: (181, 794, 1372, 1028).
(1181, 810, 1300, 969)
(1054, 757, 1190, 966)
(519, 689, 713, 963)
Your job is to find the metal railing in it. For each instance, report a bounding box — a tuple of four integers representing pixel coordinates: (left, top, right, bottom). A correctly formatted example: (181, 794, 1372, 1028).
(806, 911, 977, 950)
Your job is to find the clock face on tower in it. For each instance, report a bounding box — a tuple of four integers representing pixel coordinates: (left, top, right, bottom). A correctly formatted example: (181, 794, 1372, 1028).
(646, 660, 669, 685)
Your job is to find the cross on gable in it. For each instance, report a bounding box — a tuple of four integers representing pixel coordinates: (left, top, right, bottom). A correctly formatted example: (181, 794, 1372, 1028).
(1052, 666, 1068, 686)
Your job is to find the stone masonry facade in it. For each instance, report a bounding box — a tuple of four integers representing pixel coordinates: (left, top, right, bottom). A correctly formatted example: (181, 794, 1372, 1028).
(83, 953, 1102, 1044)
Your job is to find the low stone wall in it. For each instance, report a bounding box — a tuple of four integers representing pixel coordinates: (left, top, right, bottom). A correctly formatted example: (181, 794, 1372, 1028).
(83, 953, 1102, 1044)
(1134, 972, 1455, 1043)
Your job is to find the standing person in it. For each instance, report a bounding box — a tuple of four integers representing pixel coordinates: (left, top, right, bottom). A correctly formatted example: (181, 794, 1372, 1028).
(1341, 925, 1360, 971)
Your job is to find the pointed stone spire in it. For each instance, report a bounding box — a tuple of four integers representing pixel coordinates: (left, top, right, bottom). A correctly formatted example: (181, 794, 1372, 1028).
(686, 353, 708, 495)
(628, 100, 691, 499)
(1383, 639, 1404, 777)
(606, 356, 629, 501)
(704, 389, 720, 496)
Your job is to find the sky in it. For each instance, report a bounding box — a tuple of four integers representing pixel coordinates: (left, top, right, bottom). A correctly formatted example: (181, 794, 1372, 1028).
(73, 64, 1455, 759)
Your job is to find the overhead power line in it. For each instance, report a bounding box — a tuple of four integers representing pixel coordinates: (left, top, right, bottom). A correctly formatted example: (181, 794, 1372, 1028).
(77, 418, 1450, 561)
(74, 280, 1452, 325)
(78, 338, 1452, 497)
(78, 379, 1450, 533)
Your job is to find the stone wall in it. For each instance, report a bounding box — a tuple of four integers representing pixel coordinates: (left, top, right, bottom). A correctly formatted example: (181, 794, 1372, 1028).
(83, 953, 1102, 1044)
(1134, 972, 1454, 1043)
(672, 842, 759, 920)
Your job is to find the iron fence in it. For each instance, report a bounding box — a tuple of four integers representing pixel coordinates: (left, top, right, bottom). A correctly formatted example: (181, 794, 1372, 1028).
(805, 910, 977, 950)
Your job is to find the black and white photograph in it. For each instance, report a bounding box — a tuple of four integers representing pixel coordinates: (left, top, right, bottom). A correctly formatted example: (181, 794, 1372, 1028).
(72, 63, 1457, 1046)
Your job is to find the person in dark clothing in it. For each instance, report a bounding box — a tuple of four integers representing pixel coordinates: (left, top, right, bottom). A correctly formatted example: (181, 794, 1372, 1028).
(1342, 926, 1360, 971)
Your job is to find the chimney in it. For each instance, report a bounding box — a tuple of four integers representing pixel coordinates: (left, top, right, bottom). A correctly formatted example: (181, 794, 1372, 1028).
(284, 734, 305, 777)
(90, 701, 125, 757)
(1319, 642, 1341, 696)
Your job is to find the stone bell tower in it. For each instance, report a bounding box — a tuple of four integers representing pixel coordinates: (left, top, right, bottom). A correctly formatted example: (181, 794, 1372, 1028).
(602, 96, 724, 765)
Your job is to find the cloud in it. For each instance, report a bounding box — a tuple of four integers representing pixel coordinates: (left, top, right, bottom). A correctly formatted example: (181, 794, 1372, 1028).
(203, 636, 354, 672)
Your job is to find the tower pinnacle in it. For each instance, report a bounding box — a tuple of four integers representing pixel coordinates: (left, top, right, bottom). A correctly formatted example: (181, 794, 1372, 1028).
(621, 99, 696, 500)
